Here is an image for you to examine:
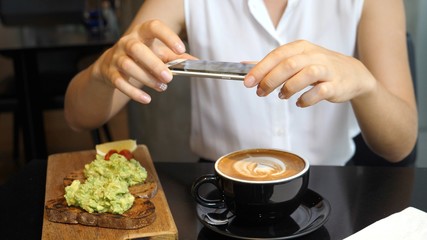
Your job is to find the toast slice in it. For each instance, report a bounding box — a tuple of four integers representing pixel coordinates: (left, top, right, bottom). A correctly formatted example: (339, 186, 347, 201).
(46, 163, 158, 229)
(46, 197, 156, 229)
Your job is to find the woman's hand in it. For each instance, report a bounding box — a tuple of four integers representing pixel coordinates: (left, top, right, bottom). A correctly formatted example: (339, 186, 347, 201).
(244, 40, 376, 107)
(94, 19, 194, 104)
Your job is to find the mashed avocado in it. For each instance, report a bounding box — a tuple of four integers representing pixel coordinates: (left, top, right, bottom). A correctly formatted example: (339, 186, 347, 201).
(64, 153, 147, 214)
(85, 153, 147, 186)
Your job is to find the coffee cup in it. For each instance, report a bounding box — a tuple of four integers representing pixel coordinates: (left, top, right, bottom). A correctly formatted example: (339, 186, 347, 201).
(191, 148, 309, 222)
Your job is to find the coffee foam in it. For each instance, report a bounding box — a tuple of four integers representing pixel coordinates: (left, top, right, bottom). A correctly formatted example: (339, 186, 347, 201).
(216, 149, 307, 182)
(233, 156, 286, 179)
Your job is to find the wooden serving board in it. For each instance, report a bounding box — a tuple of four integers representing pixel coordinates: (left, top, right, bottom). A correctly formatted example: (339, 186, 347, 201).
(42, 145, 178, 240)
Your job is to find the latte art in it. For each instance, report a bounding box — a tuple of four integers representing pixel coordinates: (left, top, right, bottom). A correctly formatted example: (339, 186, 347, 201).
(216, 149, 306, 182)
(234, 157, 286, 179)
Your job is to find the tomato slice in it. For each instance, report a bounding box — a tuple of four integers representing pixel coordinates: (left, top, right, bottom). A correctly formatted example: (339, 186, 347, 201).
(104, 149, 118, 160)
(119, 150, 133, 160)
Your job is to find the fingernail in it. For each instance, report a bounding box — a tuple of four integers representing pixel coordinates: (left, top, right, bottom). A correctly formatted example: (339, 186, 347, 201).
(161, 70, 173, 82)
(158, 83, 168, 91)
(257, 87, 266, 96)
(278, 91, 285, 99)
(174, 43, 186, 54)
(296, 98, 302, 107)
(245, 75, 256, 87)
(140, 94, 151, 103)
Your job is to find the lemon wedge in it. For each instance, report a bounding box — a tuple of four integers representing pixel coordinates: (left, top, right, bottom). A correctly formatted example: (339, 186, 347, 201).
(96, 139, 137, 157)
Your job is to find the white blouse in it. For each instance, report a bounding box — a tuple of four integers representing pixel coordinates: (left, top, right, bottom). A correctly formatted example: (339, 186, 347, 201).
(184, 0, 364, 165)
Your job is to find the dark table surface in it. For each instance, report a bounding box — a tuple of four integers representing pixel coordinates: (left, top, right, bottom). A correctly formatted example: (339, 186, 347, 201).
(0, 160, 426, 240)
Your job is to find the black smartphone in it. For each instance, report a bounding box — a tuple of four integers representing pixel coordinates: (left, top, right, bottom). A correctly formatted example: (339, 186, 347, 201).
(166, 59, 255, 80)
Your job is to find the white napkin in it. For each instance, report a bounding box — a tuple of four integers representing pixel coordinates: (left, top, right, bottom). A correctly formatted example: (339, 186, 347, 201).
(344, 207, 427, 240)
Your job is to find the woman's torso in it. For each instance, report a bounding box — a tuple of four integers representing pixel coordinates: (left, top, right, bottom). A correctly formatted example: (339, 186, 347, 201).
(184, 0, 364, 165)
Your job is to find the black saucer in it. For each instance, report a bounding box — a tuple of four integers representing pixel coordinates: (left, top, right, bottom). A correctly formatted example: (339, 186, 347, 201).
(196, 189, 331, 239)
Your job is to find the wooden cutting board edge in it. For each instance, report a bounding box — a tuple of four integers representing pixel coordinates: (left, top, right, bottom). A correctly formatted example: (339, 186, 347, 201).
(41, 145, 178, 240)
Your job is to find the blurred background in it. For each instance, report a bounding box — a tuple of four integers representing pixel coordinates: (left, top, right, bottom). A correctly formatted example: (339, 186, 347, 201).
(406, 0, 427, 167)
(0, 0, 426, 185)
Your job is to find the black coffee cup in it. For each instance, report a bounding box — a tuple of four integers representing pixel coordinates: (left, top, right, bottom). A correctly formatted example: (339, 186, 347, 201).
(191, 149, 310, 222)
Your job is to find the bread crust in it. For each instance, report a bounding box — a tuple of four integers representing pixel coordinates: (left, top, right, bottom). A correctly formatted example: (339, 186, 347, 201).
(46, 197, 156, 229)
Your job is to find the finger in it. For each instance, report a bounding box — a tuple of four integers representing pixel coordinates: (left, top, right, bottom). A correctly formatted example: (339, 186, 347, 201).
(245, 41, 309, 88)
(241, 60, 258, 64)
(242, 61, 258, 87)
(139, 20, 186, 54)
(110, 70, 152, 104)
(156, 46, 198, 63)
(279, 64, 329, 99)
(116, 54, 168, 92)
(296, 82, 334, 107)
(256, 54, 308, 96)
(179, 53, 199, 60)
(120, 38, 173, 84)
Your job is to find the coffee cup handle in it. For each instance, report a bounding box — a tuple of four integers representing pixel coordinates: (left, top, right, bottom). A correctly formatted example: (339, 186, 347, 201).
(191, 174, 225, 208)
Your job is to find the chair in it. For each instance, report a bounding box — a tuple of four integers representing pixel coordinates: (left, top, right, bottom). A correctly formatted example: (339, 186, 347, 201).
(0, 67, 113, 163)
(39, 53, 114, 145)
(347, 33, 418, 167)
(0, 49, 112, 165)
(0, 74, 21, 166)
(36, 49, 114, 145)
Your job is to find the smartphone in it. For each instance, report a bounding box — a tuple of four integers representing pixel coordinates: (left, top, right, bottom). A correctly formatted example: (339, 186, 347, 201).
(166, 59, 255, 80)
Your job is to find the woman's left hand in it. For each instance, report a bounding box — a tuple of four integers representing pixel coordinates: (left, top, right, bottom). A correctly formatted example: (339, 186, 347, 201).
(244, 40, 376, 107)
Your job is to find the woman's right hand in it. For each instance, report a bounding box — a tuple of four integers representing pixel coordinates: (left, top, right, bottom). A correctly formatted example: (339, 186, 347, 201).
(93, 19, 193, 104)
